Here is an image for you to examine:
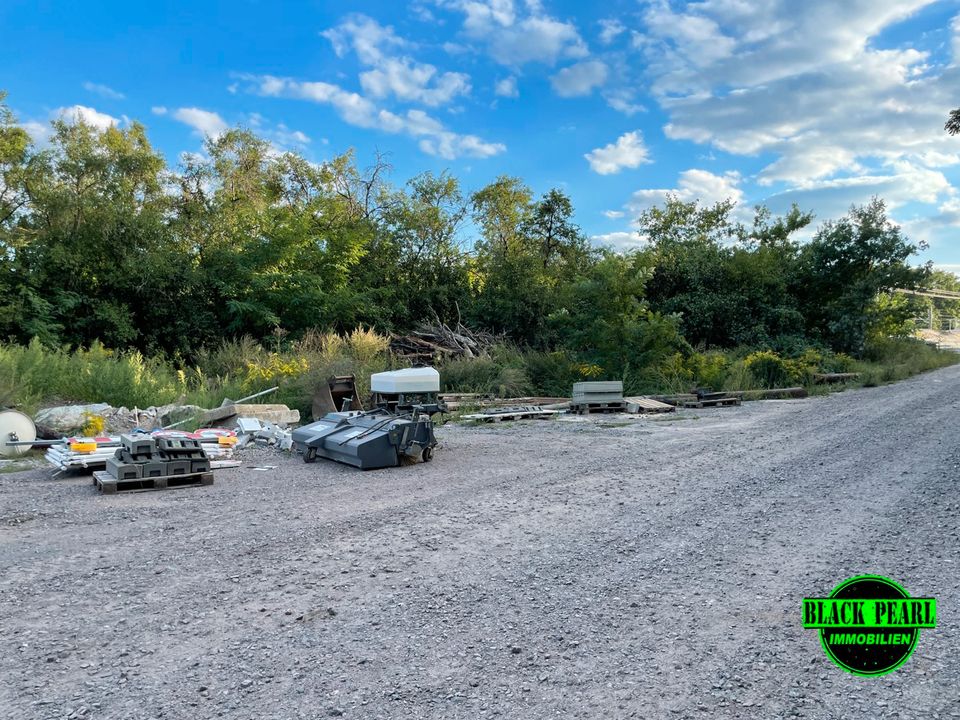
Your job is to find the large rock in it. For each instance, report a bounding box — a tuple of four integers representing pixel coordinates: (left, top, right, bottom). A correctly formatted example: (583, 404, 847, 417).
(34, 403, 206, 437)
(201, 403, 300, 427)
(34, 403, 112, 437)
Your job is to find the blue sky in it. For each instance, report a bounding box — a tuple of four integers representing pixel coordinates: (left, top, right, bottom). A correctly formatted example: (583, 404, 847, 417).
(3, 0, 960, 269)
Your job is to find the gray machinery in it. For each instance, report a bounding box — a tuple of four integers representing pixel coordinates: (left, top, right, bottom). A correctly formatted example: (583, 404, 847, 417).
(292, 368, 445, 470)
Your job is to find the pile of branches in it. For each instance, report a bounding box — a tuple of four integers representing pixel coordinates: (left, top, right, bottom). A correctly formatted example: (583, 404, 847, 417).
(390, 321, 500, 362)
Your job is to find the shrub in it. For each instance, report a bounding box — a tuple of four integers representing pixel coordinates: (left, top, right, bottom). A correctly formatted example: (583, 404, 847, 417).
(688, 351, 730, 390)
(522, 351, 581, 397)
(743, 350, 792, 387)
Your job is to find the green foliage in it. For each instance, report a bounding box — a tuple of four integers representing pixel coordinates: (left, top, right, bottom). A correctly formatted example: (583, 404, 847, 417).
(743, 351, 793, 387)
(796, 199, 926, 354)
(0, 90, 955, 411)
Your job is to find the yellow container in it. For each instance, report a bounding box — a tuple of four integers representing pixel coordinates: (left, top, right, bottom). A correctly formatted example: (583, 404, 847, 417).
(218, 435, 238, 446)
(70, 441, 98, 453)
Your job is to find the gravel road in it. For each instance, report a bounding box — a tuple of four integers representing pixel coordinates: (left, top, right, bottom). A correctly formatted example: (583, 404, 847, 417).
(2, 367, 959, 719)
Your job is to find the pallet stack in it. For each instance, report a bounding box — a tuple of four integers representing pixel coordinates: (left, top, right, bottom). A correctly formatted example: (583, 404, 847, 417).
(571, 381, 626, 414)
(93, 434, 214, 494)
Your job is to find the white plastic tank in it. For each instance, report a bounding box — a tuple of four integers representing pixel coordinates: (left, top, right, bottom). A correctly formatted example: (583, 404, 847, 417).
(371, 367, 440, 394)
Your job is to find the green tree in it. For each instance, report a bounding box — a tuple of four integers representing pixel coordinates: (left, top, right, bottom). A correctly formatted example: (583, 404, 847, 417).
(638, 197, 812, 348)
(795, 199, 927, 354)
(12, 116, 189, 349)
(377, 171, 471, 327)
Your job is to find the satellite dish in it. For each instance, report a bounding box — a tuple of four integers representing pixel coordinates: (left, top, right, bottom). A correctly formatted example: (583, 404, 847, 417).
(0, 410, 37, 457)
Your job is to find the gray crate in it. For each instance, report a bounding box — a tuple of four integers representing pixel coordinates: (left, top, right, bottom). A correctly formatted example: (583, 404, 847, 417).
(106, 457, 142, 481)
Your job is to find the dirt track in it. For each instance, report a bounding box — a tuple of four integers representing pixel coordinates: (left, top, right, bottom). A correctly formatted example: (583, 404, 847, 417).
(2, 367, 959, 719)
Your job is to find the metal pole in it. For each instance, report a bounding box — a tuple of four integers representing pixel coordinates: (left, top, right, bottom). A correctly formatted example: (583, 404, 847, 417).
(161, 386, 280, 429)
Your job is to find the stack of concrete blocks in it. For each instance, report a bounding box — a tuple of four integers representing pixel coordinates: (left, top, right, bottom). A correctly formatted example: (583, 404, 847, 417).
(571, 381, 625, 412)
(105, 434, 210, 481)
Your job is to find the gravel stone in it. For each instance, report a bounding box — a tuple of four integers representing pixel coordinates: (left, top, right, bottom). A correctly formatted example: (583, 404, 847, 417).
(1, 366, 958, 718)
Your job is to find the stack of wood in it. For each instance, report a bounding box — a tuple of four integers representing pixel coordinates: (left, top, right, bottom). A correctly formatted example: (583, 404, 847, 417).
(390, 322, 500, 362)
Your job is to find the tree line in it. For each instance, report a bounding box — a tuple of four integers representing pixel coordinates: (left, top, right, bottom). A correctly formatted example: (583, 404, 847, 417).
(0, 91, 934, 379)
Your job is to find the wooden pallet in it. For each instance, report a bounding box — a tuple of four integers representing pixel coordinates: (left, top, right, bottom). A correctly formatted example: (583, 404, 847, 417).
(571, 401, 626, 415)
(92, 470, 214, 494)
(624, 396, 676, 414)
(682, 396, 741, 409)
(461, 406, 562, 422)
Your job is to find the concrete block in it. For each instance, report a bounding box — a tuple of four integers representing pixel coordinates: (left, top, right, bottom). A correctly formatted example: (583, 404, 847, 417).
(106, 457, 142, 481)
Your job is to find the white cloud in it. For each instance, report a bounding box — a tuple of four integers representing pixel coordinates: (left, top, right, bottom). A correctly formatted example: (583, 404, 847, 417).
(82, 81, 125, 100)
(591, 231, 642, 250)
(321, 13, 407, 65)
(953, 13, 960, 61)
(151, 106, 168, 116)
(604, 89, 645, 115)
(640, 0, 957, 188)
(495, 76, 519, 97)
(261, 121, 311, 149)
(322, 14, 471, 107)
(241, 74, 504, 159)
(360, 58, 471, 106)
(54, 105, 120, 130)
(172, 107, 229, 138)
(585, 131, 651, 175)
(626, 169, 744, 215)
(22, 121, 52, 144)
(550, 60, 608, 97)
(446, 0, 587, 65)
(762, 163, 953, 218)
(603, 209, 625, 219)
(598, 18, 626, 45)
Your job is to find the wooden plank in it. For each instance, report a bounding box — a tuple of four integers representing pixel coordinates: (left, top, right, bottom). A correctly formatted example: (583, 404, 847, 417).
(646, 393, 698, 406)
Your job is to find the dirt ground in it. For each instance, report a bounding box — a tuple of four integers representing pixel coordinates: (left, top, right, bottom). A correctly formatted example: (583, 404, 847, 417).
(2, 367, 959, 720)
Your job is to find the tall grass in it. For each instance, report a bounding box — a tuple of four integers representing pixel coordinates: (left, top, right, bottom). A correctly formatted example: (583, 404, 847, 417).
(2, 334, 956, 417)
(1, 330, 394, 416)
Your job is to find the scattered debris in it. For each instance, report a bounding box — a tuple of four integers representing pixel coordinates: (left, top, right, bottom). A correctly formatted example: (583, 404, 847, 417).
(34, 403, 202, 436)
(390, 322, 500, 362)
(201, 403, 300, 427)
(234, 418, 293, 451)
(45, 429, 237, 474)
